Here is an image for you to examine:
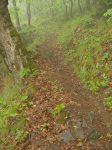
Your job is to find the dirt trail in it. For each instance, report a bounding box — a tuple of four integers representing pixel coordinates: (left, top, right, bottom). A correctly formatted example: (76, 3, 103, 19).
(40, 34, 112, 148)
(40, 33, 112, 121)
(23, 33, 112, 150)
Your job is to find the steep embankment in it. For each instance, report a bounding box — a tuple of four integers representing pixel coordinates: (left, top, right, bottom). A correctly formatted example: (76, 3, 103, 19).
(65, 19, 112, 109)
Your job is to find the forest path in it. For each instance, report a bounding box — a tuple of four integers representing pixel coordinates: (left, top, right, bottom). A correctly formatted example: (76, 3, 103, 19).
(23, 33, 112, 150)
(40, 33, 112, 149)
(40, 33, 112, 124)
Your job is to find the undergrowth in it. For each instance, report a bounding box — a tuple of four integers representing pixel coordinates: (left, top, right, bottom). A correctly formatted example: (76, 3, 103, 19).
(64, 15, 112, 109)
(105, 96, 112, 110)
(0, 67, 39, 149)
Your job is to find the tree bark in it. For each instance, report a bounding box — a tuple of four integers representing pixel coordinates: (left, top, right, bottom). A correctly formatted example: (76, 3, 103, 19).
(12, 0, 21, 30)
(26, 0, 31, 27)
(0, 0, 27, 75)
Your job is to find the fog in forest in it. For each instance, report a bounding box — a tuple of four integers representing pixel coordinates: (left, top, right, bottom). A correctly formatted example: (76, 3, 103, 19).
(0, 0, 112, 149)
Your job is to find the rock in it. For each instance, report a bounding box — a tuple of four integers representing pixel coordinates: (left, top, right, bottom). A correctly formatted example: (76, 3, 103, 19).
(82, 119, 88, 128)
(72, 119, 84, 140)
(106, 123, 112, 134)
(59, 130, 74, 143)
(73, 127, 84, 140)
(87, 129, 101, 141)
(76, 119, 82, 128)
(88, 111, 95, 123)
(56, 110, 70, 124)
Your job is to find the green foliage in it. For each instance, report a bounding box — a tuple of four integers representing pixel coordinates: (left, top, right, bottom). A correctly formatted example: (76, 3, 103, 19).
(104, 8, 112, 17)
(65, 15, 111, 94)
(103, 8, 112, 22)
(30, 68, 40, 77)
(52, 103, 65, 117)
(20, 68, 30, 78)
(0, 96, 6, 106)
(20, 95, 28, 101)
(0, 76, 33, 148)
(20, 68, 40, 78)
(105, 96, 112, 110)
(15, 129, 28, 142)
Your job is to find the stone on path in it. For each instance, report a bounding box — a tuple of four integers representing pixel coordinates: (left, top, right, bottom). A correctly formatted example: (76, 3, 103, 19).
(88, 111, 95, 123)
(72, 120, 85, 140)
(82, 119, 88, 128)
(87, 128, 101, 141)
(59, 130, 74, 143)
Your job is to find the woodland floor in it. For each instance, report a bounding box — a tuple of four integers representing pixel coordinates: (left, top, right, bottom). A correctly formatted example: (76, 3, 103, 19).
(18, 33, 112, 150)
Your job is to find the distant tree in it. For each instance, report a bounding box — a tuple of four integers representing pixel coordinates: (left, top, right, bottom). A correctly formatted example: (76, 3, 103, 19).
(63, 0, 69, 18)
(78, 0, 82, 13)
(85, 0, 91, 10)
(26, 0, 31, 26)
(92, 0, 97, 5)
(100, 0, 112, 9)
(70, 0, 74, 17)
(50, 0, 55, 16)
(12, 0, 21, 30)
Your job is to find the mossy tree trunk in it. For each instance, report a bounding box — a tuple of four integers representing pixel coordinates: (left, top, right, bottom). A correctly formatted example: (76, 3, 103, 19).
(0, 0, 27, 76)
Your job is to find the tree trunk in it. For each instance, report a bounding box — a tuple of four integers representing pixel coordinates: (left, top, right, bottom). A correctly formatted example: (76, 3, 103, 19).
(70, 0, 74, 17)
(92, 0, 97, 5)
(26, 0, 31, 27)
(78, 0, 82, 13)
(50, 0, 55, 16)
(63, 0, 68, 19)
(0, 0, 27, 75)
(86, 0, 91, 10)
(12, 0, 21, 30)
